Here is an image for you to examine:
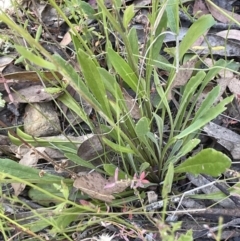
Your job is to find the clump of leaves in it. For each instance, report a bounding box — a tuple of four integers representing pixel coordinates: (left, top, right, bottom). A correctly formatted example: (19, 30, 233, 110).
(0, 0, 235, 240)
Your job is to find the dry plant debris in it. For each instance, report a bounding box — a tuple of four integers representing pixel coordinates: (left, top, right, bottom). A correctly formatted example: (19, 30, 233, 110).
(73, 172, 130, 202)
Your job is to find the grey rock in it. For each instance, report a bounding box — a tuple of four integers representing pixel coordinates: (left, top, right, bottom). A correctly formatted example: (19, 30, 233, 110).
(24, 102, 61, 137)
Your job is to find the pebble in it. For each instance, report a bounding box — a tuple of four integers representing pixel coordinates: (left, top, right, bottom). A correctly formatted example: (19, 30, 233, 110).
(24, 102, 61, 137)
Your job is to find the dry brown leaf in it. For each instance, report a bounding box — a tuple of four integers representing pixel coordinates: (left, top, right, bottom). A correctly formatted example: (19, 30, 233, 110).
(12, 147, 43, 196)
(228, 77, 240, 98)
(0, 56, 15, 72)
(122, 88, 141, 119)
(60, 26, 82, 46)
(73, 172, 130, 202)
(60, 32, 72, 46)
(4, 85, 63, 103)
(193, 0, 210, 18)
(206, 2, 240, 24)
(168, 58, 198, 100)
(77, 135, 105, 161)
(1, 71, 62, 92)
(204, 122, 240, 159)
(11, 183, 25, 197)
(216, 30, 240, 41)
(187, 173, 236, 208)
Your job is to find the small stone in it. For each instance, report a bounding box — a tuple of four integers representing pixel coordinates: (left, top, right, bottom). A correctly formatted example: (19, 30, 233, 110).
(24, 102, 61, 137)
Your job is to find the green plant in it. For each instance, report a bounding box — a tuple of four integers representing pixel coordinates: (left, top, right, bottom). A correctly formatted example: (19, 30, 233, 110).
(0, 0, 235, 239)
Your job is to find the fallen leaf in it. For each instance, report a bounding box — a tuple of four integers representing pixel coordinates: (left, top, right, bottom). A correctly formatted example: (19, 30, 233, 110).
(0, 71, 62, 92)
(12, 147, 43, 196)
(77, 135, 106, 161)
(122, 88, 141, 119)
(73, 172, 130, 202)
(193, 0, 210, 18)
(4, 85, 63, 103)
(216, 30, 240, 41)
(203, 122, 240, 159)
(228, 77, 240, 98)
(60, 26, 82, 46)
(12, 146, 64, 196)
(168, 58, 198, 100)
(0, 56, 15, 72)
(206, 1, 240, 24)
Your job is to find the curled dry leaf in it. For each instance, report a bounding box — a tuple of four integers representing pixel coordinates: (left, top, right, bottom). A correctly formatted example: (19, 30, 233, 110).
(4, 85, 63, 103)
(0, 71, 62, 92)
(12, 147, 44, 196)
(73, 172, 130, 202)
(12, 146, 64, 196)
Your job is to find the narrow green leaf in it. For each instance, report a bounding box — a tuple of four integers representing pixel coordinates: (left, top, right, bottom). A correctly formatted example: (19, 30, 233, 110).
(15, 46, 56, 70)
(65, 153, 105, 174)
(103, 137, 135, 153)
(128, 27, 139, 64)
(174, 71, 206, 129)
(179, 15, 215, 60)
(151, 55, 173, 72)
(194, 85, 220, 120)
(153, 113, 163, 141)
(28, 183, 66, 206)
(123, 5, 135, 29)
(166, 0, 179, 34)
(35, 25, 42, 42)
(107, 48, 143, 95)
(176, 95, 233, 139)
(174, 148, 231, 176)
(162, 162, 174, 198)
(77, 49, 111, 117)
(169, 140, 183, 158)
(0, 158, 62, 182)
(58, 93, 90, 125)
(98, 68, 120, 94)
(177, 139, 200, 159)
(52, 55, 100, 110)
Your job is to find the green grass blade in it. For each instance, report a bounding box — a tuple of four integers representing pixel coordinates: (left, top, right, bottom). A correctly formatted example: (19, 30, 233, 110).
(15, 46, 56, 70)
(107, 48, 143, 95)
(103, 137, 135, 154)
(193, 86, 220, 120)
(176, 95, 234, 139)
(77, 49, 112, 117)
